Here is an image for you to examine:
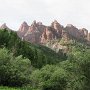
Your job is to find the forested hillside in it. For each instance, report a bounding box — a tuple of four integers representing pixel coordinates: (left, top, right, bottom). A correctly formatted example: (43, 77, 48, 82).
(0, 29, 66, 68)
(0, 29, 90, 90)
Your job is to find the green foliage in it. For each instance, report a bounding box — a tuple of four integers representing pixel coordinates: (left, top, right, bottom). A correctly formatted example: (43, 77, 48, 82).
(0, 29, 65, 68)
(0, 48, 31, 87)
(30, 65, 68, 90)
(0, 29, 90, 90)
(0, 86, 35, 90)
(30, 41, 90, 90)
(0, 86, 21, 90)
(59, 44, 90, 90)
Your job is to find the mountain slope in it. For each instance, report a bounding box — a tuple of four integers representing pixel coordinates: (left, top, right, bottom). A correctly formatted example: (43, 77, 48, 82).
(0, 27, 90, 90)
(16, 20, 90, 53)
(0, 29, 66, 68)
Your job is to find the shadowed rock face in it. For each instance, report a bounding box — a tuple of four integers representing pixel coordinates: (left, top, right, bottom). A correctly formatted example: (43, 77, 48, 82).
(41, 27, 56, 43)
(88, 33, 90, 41)
(65, 24, 82, 40)
(17, 20, 90, 44)
(51, 20, 63, 37)
(79, 28, 88, 40)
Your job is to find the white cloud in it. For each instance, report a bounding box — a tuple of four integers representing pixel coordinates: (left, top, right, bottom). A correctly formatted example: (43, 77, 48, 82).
(0, 0, 90, 31)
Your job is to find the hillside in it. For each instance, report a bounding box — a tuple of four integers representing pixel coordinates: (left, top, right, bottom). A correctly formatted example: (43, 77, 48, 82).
(1, 20, 90, 53)
(0, 28, 90, 90)
(0, 29, 66, 68)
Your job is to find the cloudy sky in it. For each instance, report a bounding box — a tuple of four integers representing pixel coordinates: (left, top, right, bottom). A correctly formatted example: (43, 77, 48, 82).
(0, 0, 90, 31)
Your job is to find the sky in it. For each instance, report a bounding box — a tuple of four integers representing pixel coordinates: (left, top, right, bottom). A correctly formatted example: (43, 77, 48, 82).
(0, 0, 90, 31)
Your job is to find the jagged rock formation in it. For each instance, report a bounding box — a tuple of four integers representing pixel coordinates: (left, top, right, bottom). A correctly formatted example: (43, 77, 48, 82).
(17, 20, 65, 43)
(51, 20, 63, 38)
(17, 20, 90, 52)
(1, 20, 90, 51)
(0, 21, 90, 43)
(0, 23, 11, 30)
(65, 24, 82, 40)
(17, 20, 90, 44)
(23, 20, 46, 43)
(1, 20, 90, 52)
(17, 21, 29, 38)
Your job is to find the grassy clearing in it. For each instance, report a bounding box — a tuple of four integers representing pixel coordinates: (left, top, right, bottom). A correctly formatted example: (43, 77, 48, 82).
(0, 86, 21, 90)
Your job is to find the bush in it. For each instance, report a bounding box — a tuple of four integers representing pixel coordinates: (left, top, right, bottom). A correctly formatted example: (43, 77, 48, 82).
(30, 65, 68, 90)
(0, 48, 32, 87)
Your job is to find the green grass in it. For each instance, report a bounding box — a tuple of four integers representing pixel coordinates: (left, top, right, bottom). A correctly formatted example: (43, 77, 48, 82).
(0, 86, 36, 90)
(0, 86, 21, 90)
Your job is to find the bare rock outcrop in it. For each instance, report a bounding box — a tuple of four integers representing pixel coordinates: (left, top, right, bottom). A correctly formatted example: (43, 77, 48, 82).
(51, 20, 63, 38)
(79, 28, 88, 40)
(0, 23, 11, 30)
(65, 24, 82, 40)
(17, 20, 90, 44)
(17, 21, 29, 38)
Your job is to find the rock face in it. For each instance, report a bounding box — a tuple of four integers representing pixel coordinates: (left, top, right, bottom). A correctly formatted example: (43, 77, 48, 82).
(41, 27, 55, 43)
(79, 28, 88, 40)
(17, 21, 29, 38)
(0, 23, 11, 30)
(51, 20, 63, 38)
(17, 21, 46, 43)
(65, 24, 83, 40)
(62, 29, 69, 41)
(24, 21, 46, 43)
(17, 20, 90, 44)
(0, 21, 89, 53)
(88, 33, 90, 41)
(0, 20, 89, 44)
(17, 20, 65, 44)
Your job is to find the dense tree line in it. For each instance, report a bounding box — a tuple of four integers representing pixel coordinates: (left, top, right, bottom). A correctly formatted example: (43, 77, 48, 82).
(0, 29, 90, 90)
(0, 48, 31, 87)
(0, 29, 66, 68)
(30, 46, 90, 90)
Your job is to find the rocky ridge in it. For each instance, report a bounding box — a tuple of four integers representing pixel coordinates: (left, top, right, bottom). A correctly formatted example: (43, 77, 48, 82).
(0, 20, 90, 52)
(17, 20, 90, 52)
(0, 23, 12, 30)
(17, 20, 90, 44)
